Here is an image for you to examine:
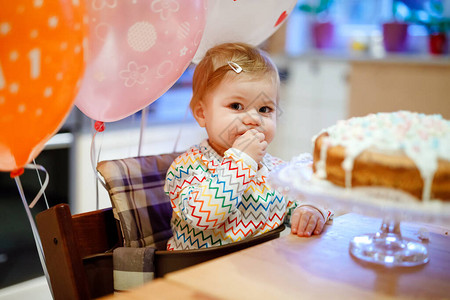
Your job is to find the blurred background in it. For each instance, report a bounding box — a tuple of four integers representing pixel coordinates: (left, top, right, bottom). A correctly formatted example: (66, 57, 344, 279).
(1, 0, 449, 298)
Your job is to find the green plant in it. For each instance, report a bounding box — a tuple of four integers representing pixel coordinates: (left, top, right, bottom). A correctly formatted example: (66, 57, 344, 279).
(297, 0, 333, 15)
(393, 0, 450, 33)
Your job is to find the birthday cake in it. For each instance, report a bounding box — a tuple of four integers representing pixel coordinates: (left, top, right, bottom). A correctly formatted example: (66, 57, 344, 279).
(312, 111, 450, 201)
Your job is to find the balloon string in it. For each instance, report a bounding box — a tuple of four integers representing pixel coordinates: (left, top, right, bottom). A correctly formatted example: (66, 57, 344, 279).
(33, 159, 50, 209)
(90, 122, 107, 210)
(173, 105, 190, 153)
(138, 106, 148, 157)
(91, 129, 100, 210)
(25, 164, 49, 209)
(14, 176, 54, 299)
(95, 131, 104, 211)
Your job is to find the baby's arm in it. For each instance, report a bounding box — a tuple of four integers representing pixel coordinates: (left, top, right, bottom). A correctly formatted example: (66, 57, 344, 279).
(284, 199, 333, 237)
(165, 149, 258, 230)
(290, 206, 325, 237)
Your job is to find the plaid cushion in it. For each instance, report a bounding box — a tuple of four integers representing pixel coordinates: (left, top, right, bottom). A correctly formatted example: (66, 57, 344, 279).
(97, 152, 181, 248)
(113, 246, 155, 292)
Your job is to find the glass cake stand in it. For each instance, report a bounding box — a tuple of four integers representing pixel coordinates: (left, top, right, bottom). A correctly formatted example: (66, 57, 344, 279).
(268, 154, 450, 267)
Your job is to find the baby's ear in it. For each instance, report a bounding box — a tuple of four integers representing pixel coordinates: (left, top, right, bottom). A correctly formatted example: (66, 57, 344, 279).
(192, 101, 206, 128)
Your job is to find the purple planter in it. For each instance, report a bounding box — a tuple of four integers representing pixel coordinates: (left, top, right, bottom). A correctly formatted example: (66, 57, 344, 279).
(383, 22, 409, 52)
(312, 21, 334, 49)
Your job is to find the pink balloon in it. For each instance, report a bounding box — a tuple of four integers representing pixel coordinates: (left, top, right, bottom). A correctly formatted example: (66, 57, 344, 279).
(75, 0, 207, 122)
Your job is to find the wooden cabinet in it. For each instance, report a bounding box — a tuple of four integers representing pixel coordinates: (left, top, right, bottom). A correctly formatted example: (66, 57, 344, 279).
(349, 60, 450, 119)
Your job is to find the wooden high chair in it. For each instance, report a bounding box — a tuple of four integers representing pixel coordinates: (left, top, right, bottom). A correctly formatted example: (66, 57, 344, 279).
(37, 204, 284, 299)
(36, 151, 286, 300)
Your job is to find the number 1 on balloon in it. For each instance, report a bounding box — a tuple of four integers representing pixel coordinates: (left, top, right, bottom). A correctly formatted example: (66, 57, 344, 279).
(28, 48, 41, 79)
(0, 48, 40, 91)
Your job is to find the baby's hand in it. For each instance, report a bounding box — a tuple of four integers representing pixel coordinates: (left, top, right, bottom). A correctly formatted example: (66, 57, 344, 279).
(290, 206, 325, 237)
(232, 129, 267, 164)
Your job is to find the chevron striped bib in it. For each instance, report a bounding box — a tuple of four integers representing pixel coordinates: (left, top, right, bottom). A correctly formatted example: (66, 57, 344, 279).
(164, 140, 294, 250)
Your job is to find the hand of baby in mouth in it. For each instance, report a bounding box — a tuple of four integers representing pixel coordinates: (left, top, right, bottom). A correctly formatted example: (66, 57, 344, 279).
(233, 129, 267, 164)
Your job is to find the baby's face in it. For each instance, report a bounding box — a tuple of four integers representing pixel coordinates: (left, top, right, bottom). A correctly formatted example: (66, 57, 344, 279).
(201, 75, 278, 156)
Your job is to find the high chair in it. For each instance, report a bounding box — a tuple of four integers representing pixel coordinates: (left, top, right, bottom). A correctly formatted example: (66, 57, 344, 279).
(36, 152, 285, 299)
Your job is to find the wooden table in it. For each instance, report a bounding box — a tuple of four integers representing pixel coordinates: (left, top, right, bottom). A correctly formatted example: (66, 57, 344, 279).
(106, 213, 450, 299)
(101, 279, 220, 300)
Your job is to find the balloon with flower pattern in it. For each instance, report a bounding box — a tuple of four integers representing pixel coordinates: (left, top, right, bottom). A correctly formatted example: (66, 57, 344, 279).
(74, 0, 207, 122)
(0, 0, 87, 174)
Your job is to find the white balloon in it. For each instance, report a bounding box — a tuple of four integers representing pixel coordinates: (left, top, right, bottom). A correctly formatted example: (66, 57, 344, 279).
(192, 0, 297, 64)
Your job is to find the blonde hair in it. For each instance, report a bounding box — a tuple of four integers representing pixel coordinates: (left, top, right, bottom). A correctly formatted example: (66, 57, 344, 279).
(190, 42, 280, 113)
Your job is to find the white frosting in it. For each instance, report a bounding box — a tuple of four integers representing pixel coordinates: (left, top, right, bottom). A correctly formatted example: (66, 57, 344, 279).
(315, 111, 450, 201)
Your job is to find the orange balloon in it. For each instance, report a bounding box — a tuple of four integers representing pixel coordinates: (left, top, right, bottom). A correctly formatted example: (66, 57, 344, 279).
(0, 0, 86, 173)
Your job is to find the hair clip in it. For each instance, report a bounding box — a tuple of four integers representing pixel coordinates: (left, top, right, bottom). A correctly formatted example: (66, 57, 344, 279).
(227, 61, 242, 74)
